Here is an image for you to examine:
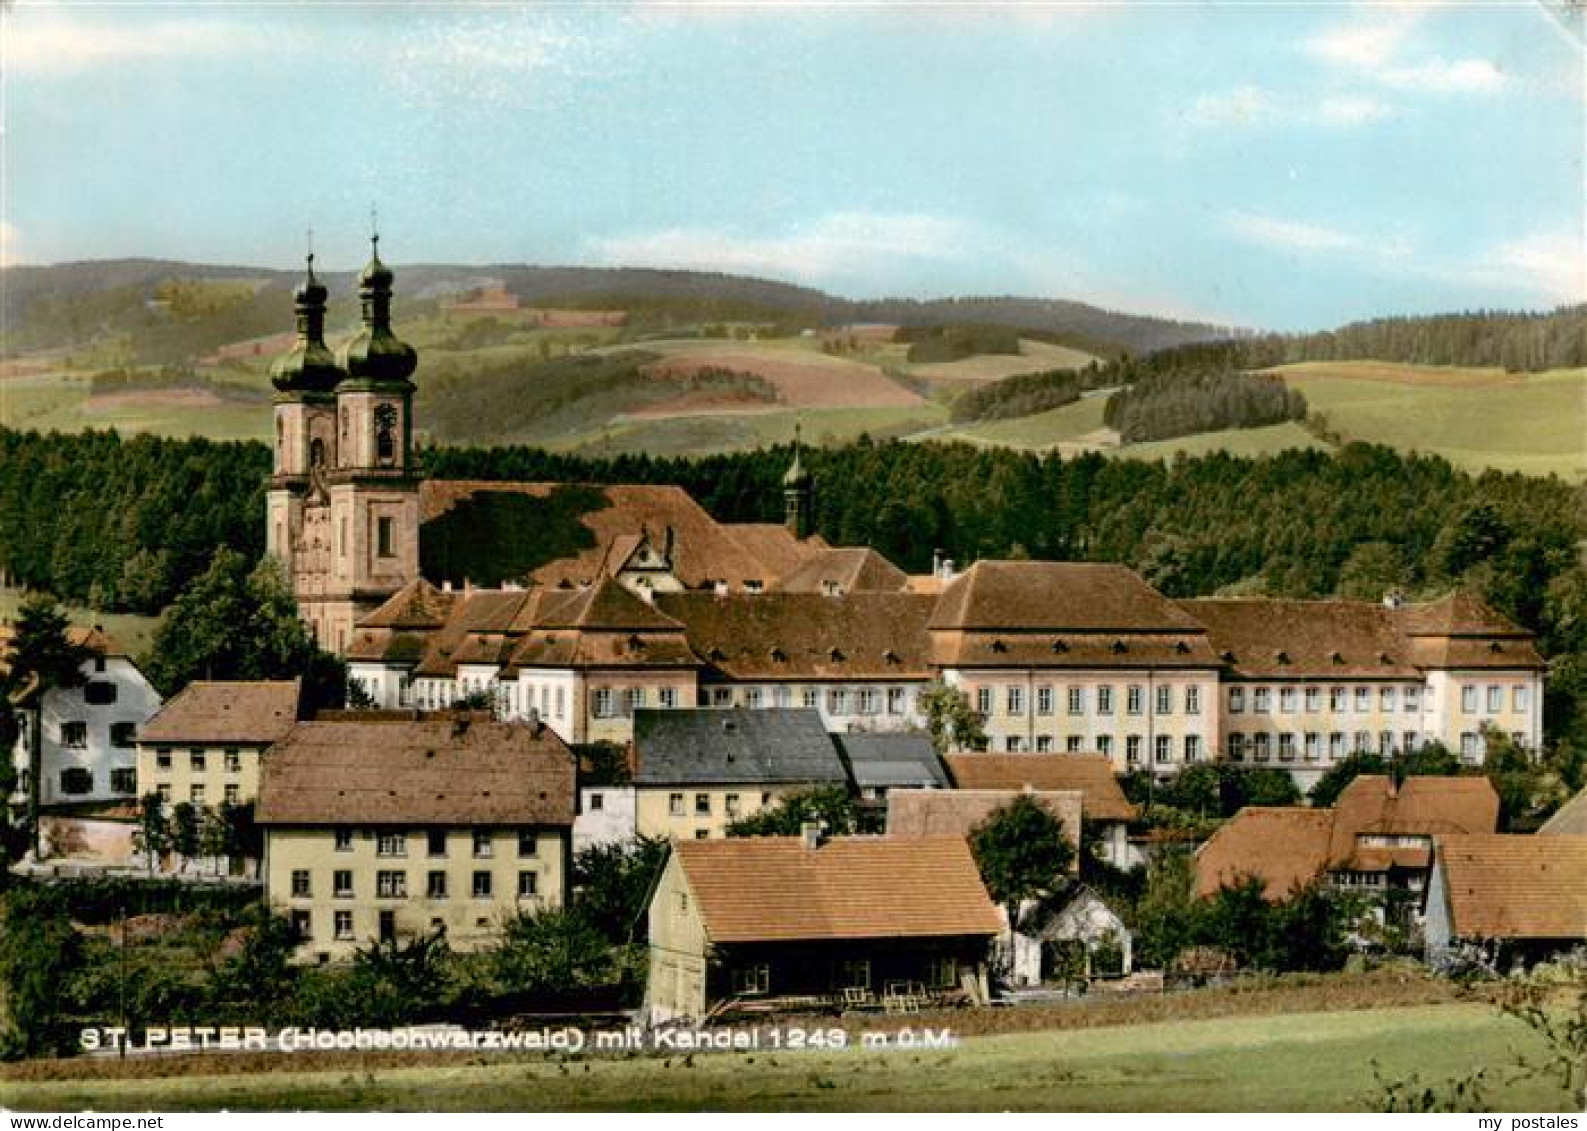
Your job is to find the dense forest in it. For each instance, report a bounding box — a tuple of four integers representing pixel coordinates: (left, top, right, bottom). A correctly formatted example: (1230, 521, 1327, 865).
(949, 366, 1108, 424)
(1104, 369, 1308, 442)
(1250, 306, 1587, 373)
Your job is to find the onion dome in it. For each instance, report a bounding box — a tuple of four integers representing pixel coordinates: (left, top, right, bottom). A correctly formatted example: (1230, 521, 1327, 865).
(270, 254, 346, 395)
(341, 233, 417, 385)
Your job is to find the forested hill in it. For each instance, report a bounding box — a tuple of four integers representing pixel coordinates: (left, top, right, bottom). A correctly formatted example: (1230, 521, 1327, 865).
(1, 259, 1234, 358)
(1243, 306, 1587, 372)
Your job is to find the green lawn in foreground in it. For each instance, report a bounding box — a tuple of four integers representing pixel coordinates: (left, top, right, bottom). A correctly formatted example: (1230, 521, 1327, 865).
(5, 1004, 1572, 1112)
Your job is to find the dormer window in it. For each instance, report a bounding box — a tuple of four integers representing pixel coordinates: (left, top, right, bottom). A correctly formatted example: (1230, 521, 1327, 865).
(990, 639, 1007, 654)
(1112, 640, 1128, 655)
(1174, 641, 1190, 655)
(882, 649, 899, 665)
(1331, 651, 1345, 664)
(770, 647, 787, 663)
(828, 646, 844, 662)
(1051, 639, 1068, 654)
(1275, 651, 1290, 665)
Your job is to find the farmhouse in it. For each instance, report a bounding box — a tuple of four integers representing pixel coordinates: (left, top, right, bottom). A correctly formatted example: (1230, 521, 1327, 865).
(1423, 834, 1587, 969)
(647, 831, 1001, 1022)
(256, 712, 575, 960)
(135, 679, 302, 809)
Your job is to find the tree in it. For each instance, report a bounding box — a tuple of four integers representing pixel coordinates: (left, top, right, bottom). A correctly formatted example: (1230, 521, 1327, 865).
(572, 835, 669, 944)
(208, 905, 299, 1024)
(968, 795, 1076, 919)
(131, 792, 170, 872)
(1133, 849, 1202, 969)
(491, 907, 620, 996)
(1336, 541, 1404, 601)
(0, 886, 85, 1059)
(169, 801, 200, 871)
(726, 786, 869, 837)
(198, 805, 229, 874)
(918, 682, 986, 754)
(351, 928, 452, 1024)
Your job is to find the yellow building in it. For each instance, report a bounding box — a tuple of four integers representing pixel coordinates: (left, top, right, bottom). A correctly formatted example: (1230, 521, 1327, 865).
(136, 680, 302, 809)
(256, 713, 575, 961)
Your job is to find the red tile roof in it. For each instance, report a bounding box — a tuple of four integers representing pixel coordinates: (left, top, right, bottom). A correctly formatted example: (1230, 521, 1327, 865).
(886, 789, 1083, 869)
(930, 562, 1206, 633)
(138, 680, 301, 745)
(1195, 808, 1335, 899)
(776, 548, 908, 595)
(1435, 834, 1587, 939)
(675, 835, 1003, 943)
(943, 755, 1137, 822)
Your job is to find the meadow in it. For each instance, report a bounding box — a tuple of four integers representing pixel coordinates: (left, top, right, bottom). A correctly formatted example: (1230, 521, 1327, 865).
(2, 1003, 1571, 1112)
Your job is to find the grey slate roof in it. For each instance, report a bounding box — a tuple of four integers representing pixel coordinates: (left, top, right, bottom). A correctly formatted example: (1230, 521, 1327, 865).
(632, 708, 848, 786)
(836, 733, 948, 789)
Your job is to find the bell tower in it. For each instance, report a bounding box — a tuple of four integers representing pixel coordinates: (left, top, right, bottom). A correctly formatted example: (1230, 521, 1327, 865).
(782, 422, 813, 539)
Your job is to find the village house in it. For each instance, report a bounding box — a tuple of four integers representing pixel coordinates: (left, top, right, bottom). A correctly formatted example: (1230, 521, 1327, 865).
(835, 732, 947, 805)
(135, 679, 302, 810)
(1195, 774, 1500, 917)
(646, 830, 1001, 1022)
(256, 712, 575, 961)
(631, 707, 848, 840)
(943, 754, 1138, 868)
(1423, 833, 1587, 970)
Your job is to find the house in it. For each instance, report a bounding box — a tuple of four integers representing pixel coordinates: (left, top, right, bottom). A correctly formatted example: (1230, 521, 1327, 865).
(1014, 884, 1134, 982)
(256, 712, 575, 960)
(886, 788, 1082, 866)
(135, 680, 302, 809)
(835, 732, 947, 803)
(573, 744, 638, 854)
(631, 708, 848, 839)
(943, 754, 1138, 868)
(1195, 775, 1500, 911)
(646, 831, 1002, 1022)
(1424, 834, 1587, 969)
(5, 626, 162, 816)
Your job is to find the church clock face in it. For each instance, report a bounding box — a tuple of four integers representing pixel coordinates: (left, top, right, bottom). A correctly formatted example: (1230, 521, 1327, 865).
(375, 403, 399, 466)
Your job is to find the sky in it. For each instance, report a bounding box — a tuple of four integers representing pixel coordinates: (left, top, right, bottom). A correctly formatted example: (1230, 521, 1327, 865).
(1, 0, 1582, 330)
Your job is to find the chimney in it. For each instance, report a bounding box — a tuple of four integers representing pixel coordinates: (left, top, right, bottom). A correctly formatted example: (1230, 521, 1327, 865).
(1383, 589, 1404, 609)
(441, 580, 453, 593)
(941, 558, 956, 580)
(932, 548, 943, 576)
(800, 820, 823, 850)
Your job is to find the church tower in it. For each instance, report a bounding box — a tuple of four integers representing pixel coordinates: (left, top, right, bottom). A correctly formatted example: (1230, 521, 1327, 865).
(783, 424, 813, 538)
(267, 253, 346, 648)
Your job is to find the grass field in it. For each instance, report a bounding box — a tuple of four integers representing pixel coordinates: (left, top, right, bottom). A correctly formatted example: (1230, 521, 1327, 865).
(565, 403, 950, 457)
(0, 586, 163, 657)
(907, 339, 1099, 383)
(3, 1003, 1572, 1112)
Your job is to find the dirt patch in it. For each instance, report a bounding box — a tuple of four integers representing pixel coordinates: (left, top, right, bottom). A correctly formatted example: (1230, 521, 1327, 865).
(644, 348, 925, 410)
(82, 389, 229, 413)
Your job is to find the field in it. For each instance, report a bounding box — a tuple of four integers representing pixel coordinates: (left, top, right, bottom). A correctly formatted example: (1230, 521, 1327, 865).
(0, 585, 163, 657)
(2, 1002, 1572, 1112)
(635, 340, 927, 410)
(906, 339, 1099, 384)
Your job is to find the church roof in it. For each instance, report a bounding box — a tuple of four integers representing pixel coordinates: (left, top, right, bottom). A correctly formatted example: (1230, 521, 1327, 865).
(776, 547, 909, 595)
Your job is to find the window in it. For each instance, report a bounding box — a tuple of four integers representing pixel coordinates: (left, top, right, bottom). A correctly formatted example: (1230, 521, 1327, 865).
(1185, 685, 1201, 716)
(84, 681, 117, 706)
(156, 784, 171, 803)
(334, 870, 353, 898)
(593, 688, 615, 719)
(472, 872, 493, 899)
(838, 959, 871, 991)
(1379, 731, 1395, 756)
(1278, 733, 1295, 761)
(517, 872, 538, 898)
(377, 871, 408, 899)
(59, 767, 93, 795)
(659, 687, 679, 710)
(109, 722, 136, 748)
(376, 517, 395, 559)
(290, 910, 311, 940)
(1404, 731, 1420, 753)
(1355, 731, 1372, 754)
(61, 722, 87, 748)
(1330, 686, 1346, 712)
(1097, 686, 1114, 715)
(334, 911, 354, 941)
(1126, 686, 1143, 716)
(427, 829, 447, 857)
(1184, 735, 1202, 762)
(802, 688, 819, 710)
(224, 749, 241, 773)
(110, 767, 136, 794)
(224, 784, 240, 805)
(292, 870, 312, 898)
(472, 830, 493, 858)
(517, 831, 537, 858)
(1228, 687, 1245, 714)
(927, 956, 959, 989)
(1066, 687, 1083, 716)
(828, 689, 850, 715)
(1405, 685, 1421, 713)
(588, 792, 604, 812)
(669, 793, 685, 817)
(857, 688, 879, 715)
(1486, 685, 1502, 713)
(887, 687, 906, 715)
(1154, 735, 1173, 764)
(1461, 685, 1477, 713)
(745, 687, 763, 709)
(1460, 732, 1479, 759)
(156, 748, 172, 771)
(975, 687, 992, 716)
(1228, 733, 1246, 761)
(1304, 687, 1320, 713)
(189, 784, 205, 804)
(1304, 732, 1320, 761)
(725, 793, 740, 818)
(1329, 732, 1346, 759)
(1278, 688, 1296, 714)
(426, 871, 448, 899)
(1036, 686, 1054, 716)
(376, 832, 407, 858)
(190, 750, 206, 772)
(1125, 736, 1142, 764)
(335, 828, 354, 852)
(732, 965, 770, 996)
(375, 403, 398, 465)
(776, 686, 793, 709)
(1354, 687, 1371, 713)
(1253, 733, 1271, 762)
(555, 688, 565, 719)
(1380, 687, 1396, 712)
(1097, 735, 1114, 758)
(1007, 686, 1025, 716)
(1005, 736, 1024, 753)
(1156, 685, 1173, 715)
(694, 829, 709, 840)
(695, 793, 711, 816)
(1253, 687, 1271, 714)
(1061, 736, 1079, 753)
(1512, 685, 1529, 712)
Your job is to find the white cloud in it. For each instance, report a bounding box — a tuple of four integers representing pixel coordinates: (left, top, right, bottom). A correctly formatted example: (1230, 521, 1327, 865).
(1188, 87, 1391, 130)
(1313, 94, 1393, 127)
(1379, 58, 1505, 94)
(1225, 211, 1367, 255)
(1304, 4, 1505, 96)
(1463, 228, 1587, 306)
(1306, 7, 1424, 70)
(1, 8, 301, 74)
(585, 212, 978, 284)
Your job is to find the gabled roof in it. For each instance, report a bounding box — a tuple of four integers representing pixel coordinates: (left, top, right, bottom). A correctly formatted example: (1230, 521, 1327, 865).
(943, 755, 1137, 822)
(1400, 591, 1531, 638)
(1181, 598, 1418, 679)
(1435, 834, 1587, 940)
(929, 562, 1205, 633)
(257, 715, 575, 827)
(358, 579, 457, 630)
(726, 524, 827, 582)
(777, 548, 908, 595)
(1194, 808, 1335, 900)
(836, 733, 948, 789)
(886, 788, 1083, 859)
(674, 834, 1003, 943)
(633, 708, 847, 786)
(536, 579, 684, 632)
(138, 680, 301, 745)
(656, 591, 935, 680)
(1540, 788, 1587, 836)
(1327, 775, 1499, 867)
